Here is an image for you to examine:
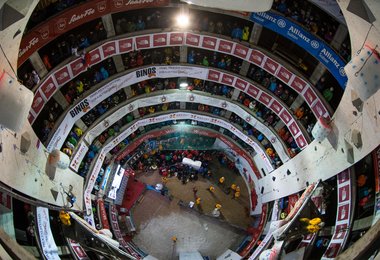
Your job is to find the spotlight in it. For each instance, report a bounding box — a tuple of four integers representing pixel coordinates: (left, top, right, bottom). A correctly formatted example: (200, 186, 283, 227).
(176, 14, 190, 28)
(179, 82, 188, 89)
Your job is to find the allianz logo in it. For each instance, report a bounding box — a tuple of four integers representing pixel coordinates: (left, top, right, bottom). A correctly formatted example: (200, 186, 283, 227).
(311, 40, 320, 49)
(277, 19, 286, 28)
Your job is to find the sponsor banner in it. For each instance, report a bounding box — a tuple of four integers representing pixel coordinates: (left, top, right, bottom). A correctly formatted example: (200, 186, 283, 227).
(304, 86, 318, 106)
(97, 199, 110, 230)
(218, 40, 234, 54)
(48, 66, 305, 153)
(263, 57, 279, 74)
(372, 146, 380, 226)
(67, 239, 90, 259)
(249, 49, 265, 66)
(109, 205, 140, 257)
(102, 41, 117, 58)
(322, 169, 352, 259)
(102, 111, 274, 171)
(153, 33, 167, 47)
(70, 142, 89, 172)
(31, 90, 45, 115)
(70, 58, 86, 77)
(276, 66, 293, 84)
(250, 12, 347, 88)
(33, 30, 329, 123)
(201, 36, 217, 50)
(169, 32, 185, 45)
(185, 33, 201, 47)
(84, 151, 105, 216)
(54, 66, 70, 86)
(89, 47, 102, 65)
(18, 0, 170, 66)
(135, 35, 151, 49)
(233, 43, 249, 59)
(118, 38, 134, 53)
(36, 207, 60, 260)
(40, 76, 57, 100)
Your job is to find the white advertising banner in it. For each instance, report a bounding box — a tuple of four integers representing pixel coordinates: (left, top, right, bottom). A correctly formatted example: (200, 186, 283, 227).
(84, 151, 106, 218)
(70, 142, 89, 172)
(36, 207, 60, 260)
(85, 92, 289, 162)
(98, 111, 274, 171)
(35, 31, 329, 128)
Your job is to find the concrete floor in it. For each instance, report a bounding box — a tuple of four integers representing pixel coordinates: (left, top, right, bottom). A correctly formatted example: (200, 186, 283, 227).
(131, 159, 253, 259)
(132, 191, 246, 260)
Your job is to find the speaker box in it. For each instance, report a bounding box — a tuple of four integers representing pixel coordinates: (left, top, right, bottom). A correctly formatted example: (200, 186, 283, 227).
(0, 71, 34, 132)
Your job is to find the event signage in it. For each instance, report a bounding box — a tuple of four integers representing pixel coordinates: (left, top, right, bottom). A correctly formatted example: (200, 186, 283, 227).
(322, 169, 352, 259)
(48, 66, 304, 154)
(18, 0, 170, 66)
(109, 205, 140, 257)
(97, 199, 110, 230)
(250, 12, 347, 88)
(31, 31, 330, 123)
(36, 207, 60, 260)
(70, 142, 89, 172)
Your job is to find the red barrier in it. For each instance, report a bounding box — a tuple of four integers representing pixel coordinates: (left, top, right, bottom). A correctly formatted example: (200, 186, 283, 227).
(18, 0, 170, 66)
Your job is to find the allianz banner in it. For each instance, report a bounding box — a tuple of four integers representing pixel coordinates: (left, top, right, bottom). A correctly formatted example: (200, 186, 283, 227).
(250, 12, 347, 88)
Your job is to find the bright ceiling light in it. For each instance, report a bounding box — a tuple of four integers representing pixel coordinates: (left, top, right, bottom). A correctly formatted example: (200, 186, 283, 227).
(179, 82, 188, 89)
(176, 14, 190, 28)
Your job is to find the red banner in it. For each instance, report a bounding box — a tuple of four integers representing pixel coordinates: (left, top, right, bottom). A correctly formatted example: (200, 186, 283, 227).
(207, 69, 221, 82)
(169, 32, 184, 45)
(258, 92, 271, 105)
(202, 36, 217, 50)
(249, 50, 264, 66)
(153, 33, 167, 47)
(304, 87, 317, 106)
(247, 84, 259, 97)
(296, 135, 307, 148)
(218, 40, 233, 54)
(233, 44, 249, 59)
(31, 90, 45, 115)
(135, 35, 150, 49)
(185, 33, 200, 46)
(269, 99, 282, 114)
(290, 77, 307, 93)
(276, 66, 293, 84)
(18, 0, 170, 66)
(221, 73, 235, 85)
(97, 199, 110, 230)
(263, 57, 279, 74)
(40, 76, 57, 99)
(234, 78, 248, 91)
(312, 100, 328, 119)
(280, 109, 292, 124)
(102, 41, 117, 57)
(118, 38, 133, 53)
(289, 121, 300, 136)
(54, 66, 70, 86)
